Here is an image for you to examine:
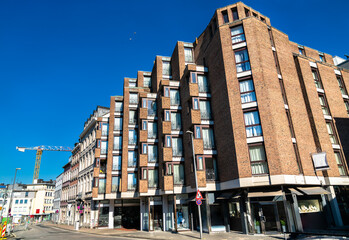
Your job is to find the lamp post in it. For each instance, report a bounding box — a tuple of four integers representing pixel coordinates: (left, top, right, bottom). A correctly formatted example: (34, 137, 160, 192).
(186, 130, 202, 239)
(7, 168, 21, 235)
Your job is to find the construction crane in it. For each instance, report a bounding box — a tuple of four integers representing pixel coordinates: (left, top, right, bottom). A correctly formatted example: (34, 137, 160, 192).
(16, 146, 73, 183)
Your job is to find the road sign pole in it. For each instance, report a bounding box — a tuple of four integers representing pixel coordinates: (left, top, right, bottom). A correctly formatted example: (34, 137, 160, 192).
(187, 131, 202, 239)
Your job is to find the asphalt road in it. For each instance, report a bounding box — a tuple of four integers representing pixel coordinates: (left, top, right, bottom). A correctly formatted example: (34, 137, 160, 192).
(12, 224, 139, 240)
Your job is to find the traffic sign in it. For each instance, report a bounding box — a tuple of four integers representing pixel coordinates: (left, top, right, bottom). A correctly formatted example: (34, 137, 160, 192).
(196, 199, 202, 206)
(196, 189, 203, 200)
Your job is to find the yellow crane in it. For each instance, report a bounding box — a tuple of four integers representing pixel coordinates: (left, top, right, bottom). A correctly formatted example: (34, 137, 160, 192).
(16, 146, 72, 183)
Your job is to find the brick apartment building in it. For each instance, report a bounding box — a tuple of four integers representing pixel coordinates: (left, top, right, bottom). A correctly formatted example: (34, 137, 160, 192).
(61, 2, 349, 235)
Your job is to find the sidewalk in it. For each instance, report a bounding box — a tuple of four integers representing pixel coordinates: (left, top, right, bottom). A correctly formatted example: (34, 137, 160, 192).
(45, 223, 291, 240)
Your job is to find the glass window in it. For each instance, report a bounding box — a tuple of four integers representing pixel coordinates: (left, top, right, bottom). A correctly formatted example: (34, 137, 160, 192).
(222, 10, 229, 23)
(148, 145, 158, 163)
(249, 145, 268, 175)
(113, 136, 122, 150)
(142, 168, 147, 180)
(142, 144, 147, 154)
(128, 151, 137, 167)
(129, 81, 136, 87)
(129, 93, 138, 104)
(144, 76, 151, 88)
(195, 126, 201, 139)
(326, 122, 338, 144)
(148, 122, 157, 139)
(162, 61, 171, 76)
(345, 101, 349, 116)
(101, 123, 108, 136)
(114, 118, 123, 130)
(129, 110, 137, 124)
(244, 111, 262, 137)
(319, 95, 330, 115)
(193, 98, 199, 110)
(142, 120, 147, 130)
(197, 156, 204, 170)
(191, 72, 197, 83)
(337, 76, 347, 95)
(335, 152, 346, 176)
(319, 54, 326, 63)
(231, 25, 245, 44)
(166, 136, 172, 147)
(199, 100, 212, 120)
(198, 75, 209, 93)
(173, 164, 185, 184)
(170, 89, 180, 105)
(127, 173, 137, 190)
(98, 179, 106, 194)
(128, 130, 137, 145)
(235, 49, 250, 72)
(24, 199, 28, 204)
(115, 102, 123, 112)
(111, 176, 119, 192)
(165, 110, 170, 121)
(239, 79, 256, 103)
(184, 48, 194, 63)
(172, 137, 183, 157)
(312, 69, 323, 89)
(101, 141, 108, 154)
(112, 156, 121, 171)
(202, 128, 215, 149)
(171, 112, 181, 130)
(148, 100, 157, 116)
(20, 200, 23, 204)
(232, 7, 239, 20)
(148, 169, 158, 188)
(299, 47, 305, 56)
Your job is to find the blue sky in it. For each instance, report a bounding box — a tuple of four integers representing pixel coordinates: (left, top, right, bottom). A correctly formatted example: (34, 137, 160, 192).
(1, 0, 348, 184)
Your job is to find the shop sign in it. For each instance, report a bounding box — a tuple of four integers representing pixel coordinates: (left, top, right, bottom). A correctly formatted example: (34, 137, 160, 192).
(312, 152, 329, 171)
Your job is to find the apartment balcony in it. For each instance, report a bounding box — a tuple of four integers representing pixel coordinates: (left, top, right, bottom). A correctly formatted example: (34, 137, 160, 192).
(164, 175, 173, 191)
(189, 83, 199, 97)
(95, 148, 100, 158)
(203, 140, 215, 150)
(93, 167, 99, 177)
(162, 121, 171, 135)
(148, 131, 157, 139)
(139, 108, 148, 119)
(139, 130, 148, 142)
(200, 111, 212, 120)
(92, 187, 98, 198)
(99, 164, 107, 174)
(101, 148, 107, 154)
(139, 179, 148, 193)
(206, 169, 216, 181)
(129, 119, 137, 125)
(129, 98, 138, 105)
(172, 148, 183, 157)
(197, 171, 207, 188)
(190, 109, 201, 125)
(113, 145, 122, 151)
(148, 153, 158, 163)
(96, 130, 102, 139)
(162, 147, 172, 162)
(171, 122, 181, 131)
(193, 138, 204, 155)
(148, 108, 156, 117)
(139, 154, 148, 167)
(161, 97, 170, 109)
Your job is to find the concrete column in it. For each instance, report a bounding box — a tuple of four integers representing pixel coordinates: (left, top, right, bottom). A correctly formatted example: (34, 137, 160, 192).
(162, 196, 167, 231)
(108, 199, 114, 229)
(327, 186, 343, 227)
(291, 193, 303, 232)
(140, 198, 144, 231)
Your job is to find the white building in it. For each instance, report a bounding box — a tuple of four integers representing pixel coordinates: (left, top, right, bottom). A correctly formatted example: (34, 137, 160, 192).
(53, 173, 63, 223)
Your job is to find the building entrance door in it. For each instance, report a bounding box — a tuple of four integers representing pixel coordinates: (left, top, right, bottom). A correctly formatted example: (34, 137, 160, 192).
(259, 203, 280, 234)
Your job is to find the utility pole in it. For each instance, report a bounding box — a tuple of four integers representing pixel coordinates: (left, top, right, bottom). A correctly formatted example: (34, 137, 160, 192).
(186, 131, 202, 239)
(7, 168, 21, 235)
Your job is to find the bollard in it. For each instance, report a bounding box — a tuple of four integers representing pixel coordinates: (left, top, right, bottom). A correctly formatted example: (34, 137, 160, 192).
(75, 221, 79, 231)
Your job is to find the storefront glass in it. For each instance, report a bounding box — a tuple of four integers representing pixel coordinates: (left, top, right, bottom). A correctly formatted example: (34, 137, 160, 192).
(98, 206, 109, 227)
(176, 205, 189, 230)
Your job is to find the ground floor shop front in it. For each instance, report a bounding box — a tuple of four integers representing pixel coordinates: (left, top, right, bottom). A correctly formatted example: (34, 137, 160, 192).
(94, 185, 348, 235)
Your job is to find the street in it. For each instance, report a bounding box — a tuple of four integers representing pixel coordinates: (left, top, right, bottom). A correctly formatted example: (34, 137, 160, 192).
(12, 224, 137, 240)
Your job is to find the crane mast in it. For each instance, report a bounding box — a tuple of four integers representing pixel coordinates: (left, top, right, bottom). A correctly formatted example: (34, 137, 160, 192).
(16, 145, 72, 183)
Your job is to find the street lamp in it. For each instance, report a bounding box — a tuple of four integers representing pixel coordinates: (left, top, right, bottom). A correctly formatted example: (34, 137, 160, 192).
(186, 130, 202, 239)
(7, 168, 21, 235)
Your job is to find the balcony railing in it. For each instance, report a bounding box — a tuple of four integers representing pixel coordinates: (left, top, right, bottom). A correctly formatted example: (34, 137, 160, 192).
(129, 119, 137, 125)
(148, 131, 157, 139)
(200, 111, 212, 120)
(206, 169, 216, 181)
(128, 138, 137, 145)
(198, 84, 209, 93)
(128, 160, 137, 167)
(170, 99, 180, 106)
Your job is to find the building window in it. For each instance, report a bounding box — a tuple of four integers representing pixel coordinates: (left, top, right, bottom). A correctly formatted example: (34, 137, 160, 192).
(197, 156, 204, 170)
(98, 179, 106, 194)
(129, 80, 136, 87)
(235, 49, 251, 72)
(336, 75, 347, 95)
(249, 145, 268, 175)
(173, 164, 185, 184)
(244, 111, 262, 137)
(148, 145, 158, 162)
(195, 125, 201, 139)
(148, 169, 158, 188)
(239, 79, 256, 103)
(184, 48, 194, 63)
(198, 75, 209, 93)
(114, 118, 123, 130)
(164, 86, 170, 97)
(100, 123, 108, 136)
(141, 168, 147, 180)
(115, 102, 123, 112)
(344, 101, 349, 116)
(162, 61, 171, 76)
(245, 8, 250, 17)
(101, 141, 108, 154)
(199, 100, 212, 120)
(148, 122, 157, 139)
(165, 135, 172, 147)
(172, 137, 183, 157)
(171, 112, 182, 130)
(129, 93, 138, 104)
(335, 152, 346, 176)
(319, 53, 326, 62)
(129, 110, 137, 125)
(111, 176, 120, 192)
(298, 46, 305, 56)
(128, 151, 137, 167)
(260, 17, 266, 23)
(319, 95, 330, 115)
(202, 128, 215, 149)
(193, 98, 199, 110)
(170, 89, 180, 105)
(222, 10, 229, 23)
(231, 25, 245, 44)
(112, 156, 121, 171)
(312, 69, 323, 89)
(190, 72, 197, 83)
(326, 121, 338, 144)
(127, 173, 137, 190)
(205, 157, 218, 181)
(142, 143, 147, 154)
(142, 120, 148, 130)
(147, 99, 157, 116)
(232, 7, 239, 21)
(144, 76, 151, 88)
(128, 129, 137, 145)
(113, 136, 122, 150)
